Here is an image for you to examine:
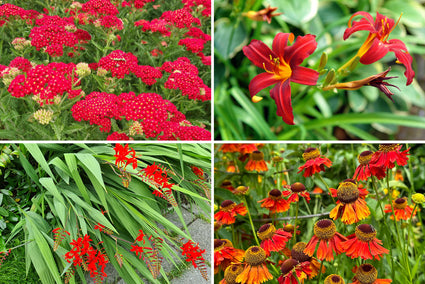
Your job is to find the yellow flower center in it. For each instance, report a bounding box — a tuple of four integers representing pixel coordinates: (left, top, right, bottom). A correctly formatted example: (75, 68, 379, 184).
(358, 151, 373, 165)
(263, 55, 292, 81)
(224, 264, 244, 284)
(355, 224, 376, 242)
(355, 264, 378, 284)
(302, 147, 320, 161)
(394, 197, 407, 209)
(291, 242, 311, 262)
(337, 181, 359, 203)
(257, 223, 276, 241)
(314, 219, 336, 240)
(378, 144, 399, 152)
(324, 274, 345, 284)
(250, 150, 265, 161)
(244, 246, 267, 266)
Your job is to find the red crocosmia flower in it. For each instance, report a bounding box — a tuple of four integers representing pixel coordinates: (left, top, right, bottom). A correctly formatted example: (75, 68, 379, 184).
(257, 223, 292, 255)
(94, 223, 105, 231)
(290, 242, 325, 279)
(214, 200, 247, 225)
(304, 219, 347, 261)
(130, 244, 145, 259)
(330, 180, 370, 225)
(277, 258, 311, 284)
(114, 143, 138, 169)
(191, 165, 204, 179)
(298, 147, 332, 177)
(236, 246, 273, 284)
(214, 239, 244, 274)
(258, 189, 290, 213)
(370, 144, 410, 170)
(245, 150, 268, 172)
(351, 264, 392, 284)
(384, 197, 416, 221)
(344, 11, 414, 85)
(135, 229, 146, 244)
(180, 240, 206, 268)
(243, 33, 319, 124)
(283, 182, 311, 203)
(342, 224, 389, 260)
(353, 150, 386, 181)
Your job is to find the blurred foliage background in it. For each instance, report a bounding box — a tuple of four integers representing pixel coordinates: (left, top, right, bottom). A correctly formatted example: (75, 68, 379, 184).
(214, 0, 425, 140)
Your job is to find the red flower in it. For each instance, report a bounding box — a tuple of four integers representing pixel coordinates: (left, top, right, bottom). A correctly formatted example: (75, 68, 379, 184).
(191, 165, 204, 179)
(245, 150, 268, 172)
(370, 144, 409, 170)
(180, 240, 205, 268)
(384, 197, 416, 221)
(243, 33, 319, 124)
(304, 219, 347, 261)
(350, 264, 392, 284)
(214, 200, 247, 225)
(258, 189, 290, 213)
(344, 11, 414, 85)
(282, 182, 311, 203)
(236, 246, 273, 284)
(290, 242, 325, 279)
(298, 147, 332, 177)
(214, 239, 244, 274)
(342, 224, 389, 260)
(277, 259, 311, 284)
(114, 143, 138, 169)
(130, 244, 145, 259)
(94, 223, 105, 231)
(257, 223, 292, 255)
(353, 150, 386, 181)
(135, 229, 146, 244)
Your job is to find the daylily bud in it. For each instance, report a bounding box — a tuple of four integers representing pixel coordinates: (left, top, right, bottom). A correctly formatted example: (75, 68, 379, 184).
(243, 6, 282, 24)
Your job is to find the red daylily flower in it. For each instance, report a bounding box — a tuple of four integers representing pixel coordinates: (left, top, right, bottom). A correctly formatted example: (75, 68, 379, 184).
(243, 33, 319, 124)
(343, 11, 415, 85)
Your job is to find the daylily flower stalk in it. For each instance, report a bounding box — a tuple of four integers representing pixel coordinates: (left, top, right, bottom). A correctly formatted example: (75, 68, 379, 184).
(243, 33, 319, 125)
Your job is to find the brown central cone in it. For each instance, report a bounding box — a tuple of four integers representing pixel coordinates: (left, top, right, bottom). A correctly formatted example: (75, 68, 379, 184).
(302, 147, 320, 161)
(337, 181, 359, 203)
(268, 189, 282, 199)
(220, 200, 236, 211)
(257, 223, 276, 241)
(250, 151, 264, 161)
(358, 151, 373, 165)
(291, 182, 306, 193)
(244, 246, 266, 266)
(355, 264, 378, 284)
(394, 197, 407, 209)
(314, 219, 336, 240)
(324, 274, 345, 284)
(280, 259, 299, 275)
(291, 242, 311, 262)
(224, 264, 243, 284)
(355, 224, 376, 242)
(214, 239, 232, 251)
(378, 144, 399, 152)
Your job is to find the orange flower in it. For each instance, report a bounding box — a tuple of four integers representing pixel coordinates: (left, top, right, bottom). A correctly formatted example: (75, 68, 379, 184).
(384, 197, 416, 221)
(312, 187, 323, 194)
(258, 189, 290, 213)
(257, 223, 292, 255)
(214, 239, 244, 274)
(220, 264, 244, 284)
(245, 151, 268, 172)
(219, 144, 241, 153)
(243, 6, 282, 24)
(394, 169, 403, 181)
(235, 246, 273, 284)
(342, 224, 389, 260)
(350, 264, 392, 284)
(329, 179, 369, 199)
(277, 258, 311, 284)
(304, 219, 347, 261)
(330, 180, 370, 225)
(353, 150, 386, 181)
(226, 161, 237, 173)
(282, 182, 311, 203)
(370, 144, 410, 170)
(291, 242, 325, 279)
(298, 147, 332, 177)
(325, 274, 345, 284)
(214, 200, 247, 225)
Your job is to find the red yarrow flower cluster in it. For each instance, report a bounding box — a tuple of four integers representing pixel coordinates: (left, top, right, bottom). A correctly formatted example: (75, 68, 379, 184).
(82, 0, 119, 16)
(8, 57, 33, 73)
(107, 132, 131, 140)
(135, 19, 171, 36)
(182, 0, 211, 17)
(98, 50, 138, 78)
(178, 38, 206, 54)
(122, 0, 155, 9)
(8, 62, 81, 106)
(0, 4, 40, 25)
(160, 8, 201, 29)
(132, 65, 163, 85)
(29, 24, 78, 57)
(35, 14, 75, 29)
(98, 15, 124, 31)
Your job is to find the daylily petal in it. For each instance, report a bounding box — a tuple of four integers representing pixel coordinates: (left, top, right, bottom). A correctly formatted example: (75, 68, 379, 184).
(272, 32, 294, 56)
(270, 80, 294, 125)
(248, 72, 280, 97)
(360, 38, 389, 64)
(343, 11, 376, 40)
(284, 34, 317, 66)
(388, 39, 415, 85)
(291, 66, 319, 85)
(243, 39, 277, 70)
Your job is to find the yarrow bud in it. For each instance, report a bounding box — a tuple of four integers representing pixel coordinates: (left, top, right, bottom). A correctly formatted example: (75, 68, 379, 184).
(76, 63, 91, 77)
(33, 109, 54, 124)
(12, 37, 31, 50)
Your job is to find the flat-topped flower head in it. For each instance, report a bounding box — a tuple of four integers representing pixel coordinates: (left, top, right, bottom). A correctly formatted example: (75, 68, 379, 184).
(236, 246, 273, 284)
(298, 147, 332, 177)
(214, 200, 247, 225)
(245, 151, 268, 172)
(283, 182, 311, 203)
(330, 180, 370, 224)
(370, 144, 410, 170)
(325, 275, 345, 284)
(214, 239, 244, 274)
(384, 197, 416, 221)
(257, 223, 292, 255)
(222, 264, 244, 284)
(342, 224, 389, 260)
(258, 189, 290, 213)
(277, 258, 311, 284)
(351, 263, 392, 284)
(353, 150, 386, 181)
(344, 11, 414, 85)
(304, 219, 347, 261)
(243, 33, 319, 124)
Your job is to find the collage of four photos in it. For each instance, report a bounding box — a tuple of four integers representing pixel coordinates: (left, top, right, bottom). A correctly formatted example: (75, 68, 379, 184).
(0, 0, 425, 283)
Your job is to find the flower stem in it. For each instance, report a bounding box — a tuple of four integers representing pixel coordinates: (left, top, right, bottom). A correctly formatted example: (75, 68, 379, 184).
(315, 173, 335, 203)
(242, 196, 260, 246)
(316, 261, 324, 284)
(293, 201, 299, 246)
